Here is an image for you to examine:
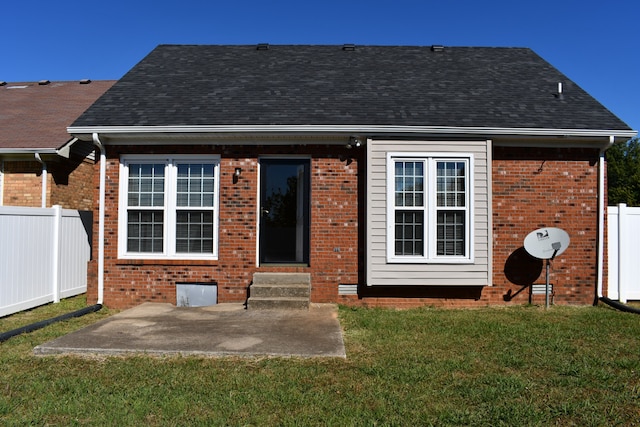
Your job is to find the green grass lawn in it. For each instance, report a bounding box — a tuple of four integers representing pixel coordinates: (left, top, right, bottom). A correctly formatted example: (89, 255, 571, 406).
(2, 296, 640, 426)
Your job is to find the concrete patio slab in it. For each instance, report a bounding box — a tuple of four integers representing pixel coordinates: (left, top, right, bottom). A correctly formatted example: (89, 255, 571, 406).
(33, 303, 346, 358)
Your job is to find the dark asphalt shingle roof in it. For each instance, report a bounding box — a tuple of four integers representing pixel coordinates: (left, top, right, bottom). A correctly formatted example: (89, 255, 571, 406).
(71, 45, 630, 131)
(0, 80, 115, 150)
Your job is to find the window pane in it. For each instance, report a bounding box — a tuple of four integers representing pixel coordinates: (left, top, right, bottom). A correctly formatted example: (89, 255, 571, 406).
(203, 194, 214, 206)
(203, 179, 215, 193)
(140, 179, 152, 192)
(176, 211, 214, 254)
(415, 193, 423, 207)
(177, 178, 188, 192)
(437, 211, 465, 256)
(177, 194, 188, 206)
(176, 163, 216, 207)
(394, 160, 424, 208)
(406, 162, 414, 176)
(394, 211, 424, 256)
(436, 161, 466, 208)
(415, 177, 424, 192)
(128, 180, 139, 193)
(127, 210, 163, 253)
(405, 193, 414, 207)
(127, 163, 165, 207)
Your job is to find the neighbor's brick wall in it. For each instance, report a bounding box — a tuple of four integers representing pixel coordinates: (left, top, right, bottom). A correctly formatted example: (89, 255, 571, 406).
(87, 144, 359, 308)
(49, 158, 95, 210)
(2, 159, 94, 210)
(2, 161, 46, 207)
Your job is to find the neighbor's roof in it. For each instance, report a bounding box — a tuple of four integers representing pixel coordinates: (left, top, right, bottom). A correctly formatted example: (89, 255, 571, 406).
(0, 80, 115, 151)
(70, 45, 631, 132)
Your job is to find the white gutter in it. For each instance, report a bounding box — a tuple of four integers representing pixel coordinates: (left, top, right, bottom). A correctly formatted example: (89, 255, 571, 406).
(92, 133, 105, 305)
(596, 136, 616, 300)
(68, 124, 638, 140)
(34, 153, 47, 208)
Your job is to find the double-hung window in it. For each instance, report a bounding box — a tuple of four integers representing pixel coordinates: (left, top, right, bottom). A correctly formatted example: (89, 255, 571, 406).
(119, 155, 220, 259)
(387, 153, 472, 263)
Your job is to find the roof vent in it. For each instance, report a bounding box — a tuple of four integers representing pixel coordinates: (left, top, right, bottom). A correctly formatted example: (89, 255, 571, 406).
(342, 44, 356, 51)
(556, 82, 564, 100)
(431, 45, 445, 52)
(79, 79, 92, 84)
(256, 43, 269, 51)
(38, 80, 50, 85)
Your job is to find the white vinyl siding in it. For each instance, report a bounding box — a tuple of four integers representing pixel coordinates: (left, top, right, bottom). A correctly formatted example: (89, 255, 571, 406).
(118, 155, 220, 260)
(367, 140, 491, 287)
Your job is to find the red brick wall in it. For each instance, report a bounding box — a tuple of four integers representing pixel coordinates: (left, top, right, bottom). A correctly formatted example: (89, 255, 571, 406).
(2, 158, 94, 210)
(49, 158, 95, 210)
(491, 146, 601, 306)
(88, 144, 603, 309)
(2, 161, 45, 207)
(337, 145, 603, 308)
(89, 144, 359, 308)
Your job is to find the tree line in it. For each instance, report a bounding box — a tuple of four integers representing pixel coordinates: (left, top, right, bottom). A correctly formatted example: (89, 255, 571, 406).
(607, 137, 640, 206)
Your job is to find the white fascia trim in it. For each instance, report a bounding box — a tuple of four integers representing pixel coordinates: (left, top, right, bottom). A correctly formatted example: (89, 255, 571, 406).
(0, 148, 58, 155)
(67, 124, 638, 139)
(55, 138, 79, 159)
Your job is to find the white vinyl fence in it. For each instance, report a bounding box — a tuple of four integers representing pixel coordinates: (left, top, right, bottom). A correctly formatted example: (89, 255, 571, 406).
(608, 204, 640, 302)
(0, 205, 91, 317)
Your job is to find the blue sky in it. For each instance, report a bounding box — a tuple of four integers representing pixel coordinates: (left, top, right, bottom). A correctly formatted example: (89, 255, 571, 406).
(3, 0, 638, 133)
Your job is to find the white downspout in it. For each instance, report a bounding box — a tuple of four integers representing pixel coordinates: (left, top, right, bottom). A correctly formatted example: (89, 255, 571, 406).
(92, 133, 106, 305)
(596, 136, 615, 300)
(34, 153, 47, 208)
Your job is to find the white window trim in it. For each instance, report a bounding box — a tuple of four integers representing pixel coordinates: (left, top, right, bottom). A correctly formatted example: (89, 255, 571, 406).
(386, 152, 474, 264)
(118, 154, 221, 260)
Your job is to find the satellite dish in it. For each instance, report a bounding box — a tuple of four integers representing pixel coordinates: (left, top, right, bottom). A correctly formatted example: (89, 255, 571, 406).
(524, 227, 570, 260)
(523, 227, 570, 309)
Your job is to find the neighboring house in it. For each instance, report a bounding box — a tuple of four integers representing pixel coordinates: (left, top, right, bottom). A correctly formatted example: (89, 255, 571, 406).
(0, 80, 114, 209)
(67, 44, 636, 309)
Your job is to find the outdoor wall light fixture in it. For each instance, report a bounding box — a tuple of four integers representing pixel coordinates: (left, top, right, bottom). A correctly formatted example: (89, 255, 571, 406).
(233, 167, 242, 184)
(346, 137, 362, 149)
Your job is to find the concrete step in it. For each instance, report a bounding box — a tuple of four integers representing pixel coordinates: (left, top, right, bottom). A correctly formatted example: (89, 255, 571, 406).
(252, 272, 311, 285)
(248, 296, 310, 310)
(250, 283, 310, 298)
(248, 273, 311, 310)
